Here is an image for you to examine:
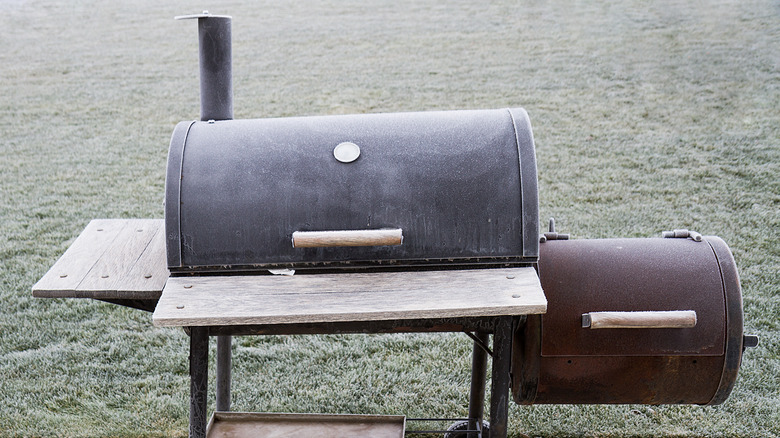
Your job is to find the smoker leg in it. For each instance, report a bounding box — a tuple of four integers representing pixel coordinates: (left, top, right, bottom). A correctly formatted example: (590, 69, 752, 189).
(216, 335, 232, 412)
(489, 317, 513, 438)
(468, 332, 490, 438)
(190, 327, 209, 438)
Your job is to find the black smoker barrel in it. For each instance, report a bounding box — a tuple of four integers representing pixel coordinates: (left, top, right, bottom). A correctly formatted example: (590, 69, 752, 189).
(513, 236, 750, 405)
(165, 108, 539, 273)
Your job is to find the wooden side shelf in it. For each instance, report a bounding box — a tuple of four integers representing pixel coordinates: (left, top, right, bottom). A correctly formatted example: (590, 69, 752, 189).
(32, 219, 167, 300)
(32, 218, 547, 327)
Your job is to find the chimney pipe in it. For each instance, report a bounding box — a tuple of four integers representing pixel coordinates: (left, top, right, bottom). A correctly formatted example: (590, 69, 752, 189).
(176, 12, 233, 121)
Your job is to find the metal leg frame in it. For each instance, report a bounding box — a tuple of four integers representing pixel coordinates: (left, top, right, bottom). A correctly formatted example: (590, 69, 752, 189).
(189, 327, 209, 438)
(489, 316, 514, 438)
(187, 316, 514, 438)
(468, 332, 490, 438)
(216, 335, 232, 412)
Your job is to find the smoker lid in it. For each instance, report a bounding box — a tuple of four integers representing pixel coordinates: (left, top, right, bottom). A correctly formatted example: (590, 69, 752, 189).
(165, 108, 539, 272)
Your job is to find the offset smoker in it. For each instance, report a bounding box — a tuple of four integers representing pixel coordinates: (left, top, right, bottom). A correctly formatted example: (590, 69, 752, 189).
(514, 234, 755, 406)
(27, 11, 757, 438)
(163, 12, 755, 438)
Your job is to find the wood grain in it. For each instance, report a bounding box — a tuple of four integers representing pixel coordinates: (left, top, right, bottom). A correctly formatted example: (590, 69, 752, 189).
(118, 223, 169, 296)
(153, 267, 546, 327)
(32, 219, 167, 300)
(584, 310, 698, 329)
(207, 412, 405, 438)
(32, 219, 127, 292)
(76, 221, 159, 292)
(292, 229, 403, 248)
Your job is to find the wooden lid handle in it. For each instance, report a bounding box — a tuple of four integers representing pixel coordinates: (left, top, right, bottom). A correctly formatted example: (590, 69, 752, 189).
(582, 310, 697, 329)
(292, 229, 403, 248)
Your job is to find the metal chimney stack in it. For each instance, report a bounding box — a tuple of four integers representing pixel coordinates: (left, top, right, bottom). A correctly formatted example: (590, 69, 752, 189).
(176, 12, 233, 121)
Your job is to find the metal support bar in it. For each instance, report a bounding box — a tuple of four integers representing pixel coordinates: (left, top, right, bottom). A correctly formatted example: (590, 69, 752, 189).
(216, 335, 232, 412)
(465, 331, 493, 357)
(489, 316, 514, 438)
(183, 316, 519, 437)
(468, 332, 490, 438)
(189, 327, 209, 438)
(207, 316, 498, 337)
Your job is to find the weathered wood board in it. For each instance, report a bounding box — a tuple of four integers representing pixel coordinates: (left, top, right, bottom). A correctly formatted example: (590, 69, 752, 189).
(153, 267, 546, 327)
(33, 218, 548, 326)
(206, 412, 406, 438)
(32, 219, 167, 300)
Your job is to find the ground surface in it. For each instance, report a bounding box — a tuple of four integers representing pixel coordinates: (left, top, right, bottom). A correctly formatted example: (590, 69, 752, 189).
(1, 0, 778, 437)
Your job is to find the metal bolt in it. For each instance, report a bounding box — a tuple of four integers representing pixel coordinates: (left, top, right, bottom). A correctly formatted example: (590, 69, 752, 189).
(176, 305, 185, 309)
(184, 284, 193, 289)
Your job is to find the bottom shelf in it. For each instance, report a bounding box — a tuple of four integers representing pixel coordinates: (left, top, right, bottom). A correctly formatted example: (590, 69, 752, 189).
(207, 412, 406, 438)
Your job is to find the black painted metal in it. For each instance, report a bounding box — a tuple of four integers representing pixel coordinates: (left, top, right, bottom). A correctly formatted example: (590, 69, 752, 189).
(466, 331, 493, 357)
(164, 120, 194, 268)
(165, 108, 538, 273)
(197, 15, 232, 121)
(176, 13, 233, 121)
(441, 420, 490, 438)
(98, 299, 158, 312)
(489, 317, 514, 438)
(184, 318, 514, 438)
(216, 335, 232, 412)
(206, 316, 500, 337)
(468, 332, 490, 438)
(189, 327, 209, 438)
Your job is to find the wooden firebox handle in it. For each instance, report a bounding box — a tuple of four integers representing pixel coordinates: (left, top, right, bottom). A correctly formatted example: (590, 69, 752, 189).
(292, 229, 403, 248)
(582, 310, 697, 329)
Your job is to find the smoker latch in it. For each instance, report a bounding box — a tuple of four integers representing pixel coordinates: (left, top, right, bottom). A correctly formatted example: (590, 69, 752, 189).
(662, 229, 703, 242)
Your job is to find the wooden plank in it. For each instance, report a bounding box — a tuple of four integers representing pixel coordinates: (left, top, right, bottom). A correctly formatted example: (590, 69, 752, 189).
(32, 219, 129, 296)
(207, 412, 405, 438)
(117, 222, 169, 298)
(77, 219, 160, 292)
(292, 229, 403, 248)
(32, 219, 167, 300)
(153, 267, 546, 327)
(584, 310, 698, 329)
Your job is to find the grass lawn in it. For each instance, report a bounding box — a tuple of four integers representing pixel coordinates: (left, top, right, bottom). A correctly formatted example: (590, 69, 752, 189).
(1, 0, 778, 436)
